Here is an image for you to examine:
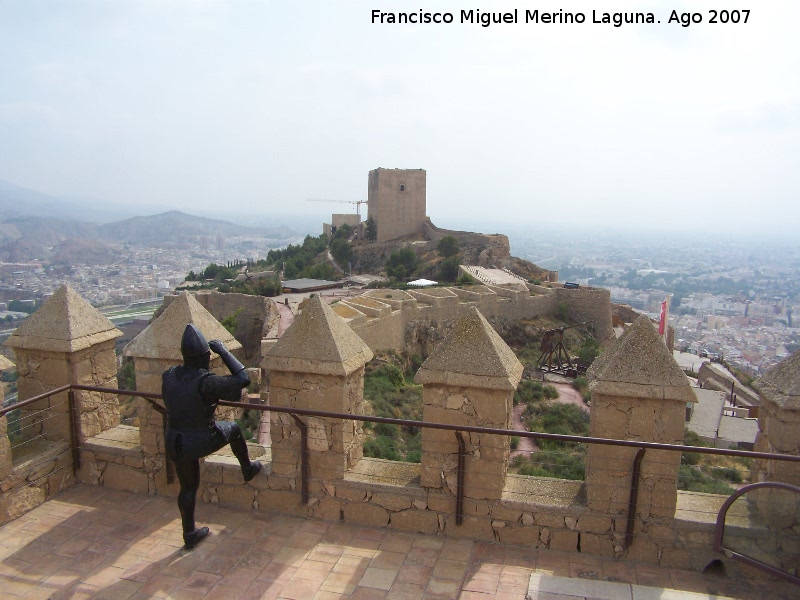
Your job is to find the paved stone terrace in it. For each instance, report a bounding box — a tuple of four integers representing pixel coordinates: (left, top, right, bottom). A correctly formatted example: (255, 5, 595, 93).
(0, 485, 796, 600)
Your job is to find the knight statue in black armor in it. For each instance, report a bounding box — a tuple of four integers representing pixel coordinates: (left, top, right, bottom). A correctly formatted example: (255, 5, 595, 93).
(162, 324, 262, 549)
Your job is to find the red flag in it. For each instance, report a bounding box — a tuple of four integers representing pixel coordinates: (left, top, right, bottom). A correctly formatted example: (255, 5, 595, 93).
(658, 299, 667, 335)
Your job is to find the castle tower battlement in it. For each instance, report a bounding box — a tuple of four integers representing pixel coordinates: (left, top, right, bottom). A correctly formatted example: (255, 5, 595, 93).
(367, 168, 427, 243)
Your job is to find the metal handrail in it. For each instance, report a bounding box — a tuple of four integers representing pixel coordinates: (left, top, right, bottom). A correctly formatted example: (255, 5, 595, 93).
(713, 481, 800, 585)
(5, 383, 800, 557)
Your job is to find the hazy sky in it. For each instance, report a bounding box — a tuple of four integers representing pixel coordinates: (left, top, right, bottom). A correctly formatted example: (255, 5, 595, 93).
(1, 1, 798, 235)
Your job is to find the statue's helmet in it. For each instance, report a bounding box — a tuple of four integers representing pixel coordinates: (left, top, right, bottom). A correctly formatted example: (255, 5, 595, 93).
(180, 324, 209, 359)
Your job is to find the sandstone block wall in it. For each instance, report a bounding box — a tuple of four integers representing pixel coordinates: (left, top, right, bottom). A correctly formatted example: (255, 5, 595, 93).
(586, 393, 685, 518)
(697, 362, 760, 407)
(750, 398, 800, 531)
(12, 341, 120, 443)
(13, 348, 72, 442)
(162, 291, 278, 367)
(342, 285, 558, 355)
(555, 286, 614, 343)
(367, 168, 427, 243)
(138, 452, 747, 576)
(421, 385, 512, 501)
(269, 369, 366, 481)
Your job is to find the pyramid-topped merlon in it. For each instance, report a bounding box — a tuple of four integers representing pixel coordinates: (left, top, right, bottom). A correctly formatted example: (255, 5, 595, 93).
(587, 314, 694, 402)
(123, 292, 240, 361)
(756, 350, 800, 410)
(266, 296, 373, 376)
(415, 307, 523, 390)
(4, 285, 121, 353)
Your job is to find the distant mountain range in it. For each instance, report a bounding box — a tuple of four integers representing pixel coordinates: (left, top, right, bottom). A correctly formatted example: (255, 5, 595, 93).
(0, 180, 299, 263)
(0, 179, 152, 222)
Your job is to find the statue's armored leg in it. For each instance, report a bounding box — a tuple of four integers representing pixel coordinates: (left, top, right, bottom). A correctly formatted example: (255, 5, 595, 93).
(175, 458, 209, 549)
(214, 421, 262, 482)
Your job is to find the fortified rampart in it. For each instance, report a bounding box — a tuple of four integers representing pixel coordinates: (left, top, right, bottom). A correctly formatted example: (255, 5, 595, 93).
(422, 219, 512, 266)
(159, 290, 278, 367)
(698, 362, 760, 407)
(3, 288, 799, 582)
(333, 282, 613, 355)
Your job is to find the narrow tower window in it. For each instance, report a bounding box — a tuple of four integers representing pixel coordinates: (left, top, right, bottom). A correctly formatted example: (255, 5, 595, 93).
(400, 184, 405, 192)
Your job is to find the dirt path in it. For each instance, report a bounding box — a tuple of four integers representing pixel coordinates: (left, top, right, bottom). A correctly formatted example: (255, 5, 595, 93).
(550, 382, 589, 413)
(276, 301, 294, 337)
(509, 381, 589, 459)
(510, 404, 539, 459)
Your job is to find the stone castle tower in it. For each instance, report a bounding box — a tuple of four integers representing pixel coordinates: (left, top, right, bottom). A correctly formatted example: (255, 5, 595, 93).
(367, 168, 426, 243)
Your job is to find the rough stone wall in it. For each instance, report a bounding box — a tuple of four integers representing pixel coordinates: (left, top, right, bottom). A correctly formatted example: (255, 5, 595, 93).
(345, 287, 557, 355)
(161, 291, 277, 367)
(269, 368, 367, 482)
(422, 220, 512, 266)
(586, 393, 685, 519)
(750, 398, 800, 530)
(13, 348, 72, 442)
(0, 378, 75, 526)
(421, 385, 512, 501)
(367, 168, 427, 243)
(68, 339, 120, 439)
(12, 341, 120, 442)
(150, 453, 751, 576)
(697, 362, 760, 407)
(555, 286, 614, 343)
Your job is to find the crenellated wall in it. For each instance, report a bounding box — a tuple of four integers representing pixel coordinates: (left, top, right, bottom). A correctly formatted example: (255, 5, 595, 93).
(330, 282, 595, 355)
(5, 286, 799, 582)
(554, 285, 614, 343)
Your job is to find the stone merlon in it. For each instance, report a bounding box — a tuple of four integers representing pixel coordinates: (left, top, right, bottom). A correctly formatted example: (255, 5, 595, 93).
(415, 306, 523, 391)
(265, 296, 373, 376)
(755, 349, 800, 411)
(587, 314, 694, 403)
(4, 284, 121, 353)
(123, 292, 240, 361)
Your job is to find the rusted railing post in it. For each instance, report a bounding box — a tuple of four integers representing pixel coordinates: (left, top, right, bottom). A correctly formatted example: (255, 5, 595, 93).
(625, 448, 646, 548)
(68, 389, 81, 475)
(291, 414, 309, 504)
(455, 431, 465, 526)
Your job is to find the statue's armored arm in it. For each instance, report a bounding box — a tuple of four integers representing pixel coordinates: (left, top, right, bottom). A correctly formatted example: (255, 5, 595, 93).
(208, 339, 250, 388)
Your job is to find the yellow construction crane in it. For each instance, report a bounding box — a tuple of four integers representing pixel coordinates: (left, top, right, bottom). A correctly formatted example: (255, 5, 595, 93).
(306, 199, 368, 217)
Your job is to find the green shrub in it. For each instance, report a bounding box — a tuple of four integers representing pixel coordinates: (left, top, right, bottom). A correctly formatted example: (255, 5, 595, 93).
(374, 422, 399, 438)
(456, 273, 474, 285)
(709, 466, 743, 483)
(526, 403, 589, 441)
(386, 247, 419, 280)
(555, 301, 569, 321)
(678, 465, 734, 494)
(515, 380, 553, 404)
(364, 437, 402, 461)
(682, 430, 707, 466)
(577, 338, 600, 367)
(518, 450, 585, 481)
(362, 353, 424, 462)
(543, 385, 559, 400)
(511, 436, 520, 450)
(437, 235, 460, 258)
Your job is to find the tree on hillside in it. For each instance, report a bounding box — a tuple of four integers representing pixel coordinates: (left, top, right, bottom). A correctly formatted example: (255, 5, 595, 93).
(366, 216, 377, 242)
(332, 223, 353, 241)
(385, 247, 419, 280)
(438, 256, 461, 282)
(577, 338, 600, 367)
(437, 235, 460, 258)
(330, 238, 353, 268)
